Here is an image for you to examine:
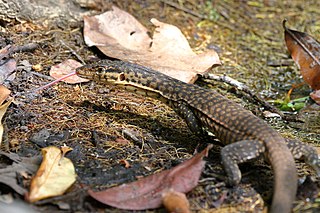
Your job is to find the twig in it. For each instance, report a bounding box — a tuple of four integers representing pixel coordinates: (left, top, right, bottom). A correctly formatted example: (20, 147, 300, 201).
(201, 73, 285, 118)
(122, 129, 142, 144)
(160, 0, 206, 19)
(0, 43, 39, 61)
(11, 43, 39, 53)
(30, 71, 54, 81)
(60, 40, 85, 64)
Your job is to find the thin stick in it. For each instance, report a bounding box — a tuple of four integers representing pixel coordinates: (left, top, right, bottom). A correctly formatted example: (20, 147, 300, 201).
(60, 40, 85, 64)
(30, 71, 55, 81)
(160, 0, 206, 19)
(0, 43, 38, 61)
(202, 73, 285, 118)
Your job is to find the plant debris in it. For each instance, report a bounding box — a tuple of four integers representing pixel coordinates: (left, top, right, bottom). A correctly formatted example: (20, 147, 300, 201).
(0, 1, 320, 212)
(88, 144, 212, 210)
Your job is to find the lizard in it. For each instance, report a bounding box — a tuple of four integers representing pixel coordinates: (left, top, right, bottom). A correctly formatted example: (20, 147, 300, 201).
(75, 59, 320, 213)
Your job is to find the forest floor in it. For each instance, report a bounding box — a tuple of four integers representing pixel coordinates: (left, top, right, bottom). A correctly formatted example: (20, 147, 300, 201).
(1, 0, 320, 212)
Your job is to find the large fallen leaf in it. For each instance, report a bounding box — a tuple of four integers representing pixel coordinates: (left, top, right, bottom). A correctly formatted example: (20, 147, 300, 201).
(0, 97, 13, 145)
(49, 59, 89, 84)
(83, 6, 220, 83)
(0, 151, 41, 195)
(284, 20, 320, 90)
(88, 144, 212, 210)
(26, 146, 76, 202)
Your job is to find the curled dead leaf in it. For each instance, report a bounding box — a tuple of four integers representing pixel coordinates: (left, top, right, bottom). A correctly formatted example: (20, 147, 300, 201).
(284, 20, 320, 89)
(0, 97, 13, 145)
(310, 90, 320, 105)
(0, 85, 11, 105)
(26, 146, 76, 202)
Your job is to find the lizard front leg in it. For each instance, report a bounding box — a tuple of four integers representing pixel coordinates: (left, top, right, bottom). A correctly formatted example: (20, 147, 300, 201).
(170, 101, 205, 136)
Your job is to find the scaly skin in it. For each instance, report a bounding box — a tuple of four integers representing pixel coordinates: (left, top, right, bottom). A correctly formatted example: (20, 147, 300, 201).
(76, 60, 320, 213)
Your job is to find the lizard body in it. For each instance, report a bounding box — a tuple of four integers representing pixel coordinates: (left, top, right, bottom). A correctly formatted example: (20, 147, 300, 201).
(76, 60, 320, 213)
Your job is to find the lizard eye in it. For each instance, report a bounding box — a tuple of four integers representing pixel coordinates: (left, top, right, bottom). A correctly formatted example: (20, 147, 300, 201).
(96, 67, 105, 75)
(119, 73, 126, 81)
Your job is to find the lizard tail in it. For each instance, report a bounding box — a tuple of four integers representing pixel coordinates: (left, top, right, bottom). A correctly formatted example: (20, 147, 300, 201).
(266, 138, 297, 213)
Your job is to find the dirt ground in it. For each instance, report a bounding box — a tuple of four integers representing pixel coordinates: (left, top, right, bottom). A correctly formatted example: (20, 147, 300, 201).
(1, 0, 320, 212)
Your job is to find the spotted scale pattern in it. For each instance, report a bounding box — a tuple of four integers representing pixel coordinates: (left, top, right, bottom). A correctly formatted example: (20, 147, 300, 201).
(76, 60, 320, 213)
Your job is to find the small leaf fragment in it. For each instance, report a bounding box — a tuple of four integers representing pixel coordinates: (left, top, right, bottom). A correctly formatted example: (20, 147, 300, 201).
(0, 97, 13, 145)
(0, 84, 11, 105)
(162, 189, 191, 213)
(26, 146, 76, 202)
(88, 144, 212, 210)
(50, 59, 89, 84)
(283, 20, 320, 89)
(0, 58, 17, 84)
(119, 159, 131, 168)
(310, 90, 320, 105)
(60, 144, 73, 157)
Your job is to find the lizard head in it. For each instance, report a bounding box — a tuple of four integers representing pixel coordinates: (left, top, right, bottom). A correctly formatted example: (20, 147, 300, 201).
(76, 60, 125, 84)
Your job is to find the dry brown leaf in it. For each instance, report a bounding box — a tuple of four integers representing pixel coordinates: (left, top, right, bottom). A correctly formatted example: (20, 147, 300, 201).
(26, 146, 76, 202)
(0, 85, 11, 105)
(284, 20, 320, 89)
(0, 151, 41, 195)
(83, 6, 220, 83)
(310, 90, 320, 104)
(162, 189, 191, 213)
(50, 59, 89, 84)
(0, 97, 13, 145)
(88, 144, 212, 210)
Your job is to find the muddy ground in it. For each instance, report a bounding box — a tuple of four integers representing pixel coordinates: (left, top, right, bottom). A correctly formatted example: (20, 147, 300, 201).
(0, 0, 320, 212)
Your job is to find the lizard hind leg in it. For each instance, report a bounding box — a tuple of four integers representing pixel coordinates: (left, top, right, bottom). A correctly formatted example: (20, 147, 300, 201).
(286, 138, 320, 176)
(221, 140, 266, 185)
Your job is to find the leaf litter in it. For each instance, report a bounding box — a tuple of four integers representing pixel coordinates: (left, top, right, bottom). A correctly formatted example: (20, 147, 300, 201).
(0, 151, 41, 195)
(88, 144, 212, 210)
(1, 1, 320, 213)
